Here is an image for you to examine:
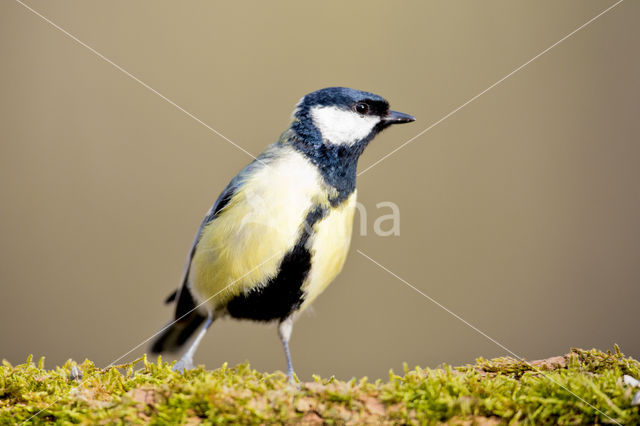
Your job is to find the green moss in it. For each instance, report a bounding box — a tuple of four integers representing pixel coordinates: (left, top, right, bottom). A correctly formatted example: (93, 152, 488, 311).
(1, 348, 639, 424)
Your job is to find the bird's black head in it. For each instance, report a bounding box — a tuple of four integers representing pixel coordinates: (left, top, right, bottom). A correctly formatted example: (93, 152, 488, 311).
(285, 87, 415, 205)
(290, 87, 415, 153)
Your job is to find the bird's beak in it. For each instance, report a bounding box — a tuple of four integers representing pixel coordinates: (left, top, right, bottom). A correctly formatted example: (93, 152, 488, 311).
(383, 110, 416, 125)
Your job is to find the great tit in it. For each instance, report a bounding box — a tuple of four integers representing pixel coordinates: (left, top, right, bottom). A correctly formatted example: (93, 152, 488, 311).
(151, 87, 415, 381)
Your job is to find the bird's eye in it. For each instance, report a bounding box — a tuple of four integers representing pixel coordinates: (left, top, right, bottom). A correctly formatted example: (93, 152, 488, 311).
(354, 103, 369, 115)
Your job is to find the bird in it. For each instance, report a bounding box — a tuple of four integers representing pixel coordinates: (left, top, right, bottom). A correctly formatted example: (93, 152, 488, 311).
(150, 87, 415, 381)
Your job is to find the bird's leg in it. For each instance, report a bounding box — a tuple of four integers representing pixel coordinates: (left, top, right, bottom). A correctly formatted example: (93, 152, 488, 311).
(278, 316, 296, 383)
(173, 313, 214, 373)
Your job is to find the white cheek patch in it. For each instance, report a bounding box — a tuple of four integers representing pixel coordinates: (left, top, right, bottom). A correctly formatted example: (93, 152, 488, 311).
(310, 106, 380, 146)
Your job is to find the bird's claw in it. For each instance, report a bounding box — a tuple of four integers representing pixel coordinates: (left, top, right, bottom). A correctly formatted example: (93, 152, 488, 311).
(286, 370, 301, 389)
(173, 358, 194, 373)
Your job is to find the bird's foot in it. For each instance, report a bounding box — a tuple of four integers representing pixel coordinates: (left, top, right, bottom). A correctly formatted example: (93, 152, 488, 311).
(172, 357, 194, 373)
(286, 369, 300, 387)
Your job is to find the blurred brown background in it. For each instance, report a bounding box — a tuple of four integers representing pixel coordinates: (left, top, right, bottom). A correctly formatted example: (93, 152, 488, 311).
(1, 1, 638, 380)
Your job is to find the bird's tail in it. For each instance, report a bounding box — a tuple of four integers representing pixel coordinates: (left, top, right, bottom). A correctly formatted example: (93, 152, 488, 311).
(150, 285, 207, 354)
(150, 312, 206, 354)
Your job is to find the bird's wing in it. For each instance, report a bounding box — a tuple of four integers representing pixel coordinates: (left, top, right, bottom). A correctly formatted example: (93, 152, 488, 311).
(152, 175, 246, 352)
(165, 152, 273, 319)
(163, 178, 239, 320)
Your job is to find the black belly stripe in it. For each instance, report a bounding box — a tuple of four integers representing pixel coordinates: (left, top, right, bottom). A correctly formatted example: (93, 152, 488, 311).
(226, 205, 327, 322)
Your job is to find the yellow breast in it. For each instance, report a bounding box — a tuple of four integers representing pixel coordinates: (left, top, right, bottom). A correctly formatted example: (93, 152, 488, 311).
(301, 191, 357, 309)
